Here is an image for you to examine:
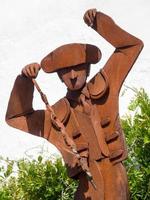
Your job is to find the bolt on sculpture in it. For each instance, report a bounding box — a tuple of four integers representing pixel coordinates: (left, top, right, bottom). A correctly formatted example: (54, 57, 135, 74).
(6, 9, 143, 200)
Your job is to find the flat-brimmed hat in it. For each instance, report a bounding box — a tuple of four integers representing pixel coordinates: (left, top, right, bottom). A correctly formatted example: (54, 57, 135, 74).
(41, 43, 101, 73)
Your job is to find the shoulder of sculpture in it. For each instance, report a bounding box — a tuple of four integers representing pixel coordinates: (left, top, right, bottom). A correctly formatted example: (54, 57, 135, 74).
(87, 69, 109, 99)
(52, 97, 71, 124)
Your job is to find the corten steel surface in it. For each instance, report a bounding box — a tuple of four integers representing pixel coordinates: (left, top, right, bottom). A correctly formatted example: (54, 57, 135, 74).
(6, 9, 143, 200)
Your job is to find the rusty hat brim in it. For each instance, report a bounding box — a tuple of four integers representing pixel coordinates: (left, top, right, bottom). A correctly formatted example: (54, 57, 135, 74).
(41, 43, 101, 73)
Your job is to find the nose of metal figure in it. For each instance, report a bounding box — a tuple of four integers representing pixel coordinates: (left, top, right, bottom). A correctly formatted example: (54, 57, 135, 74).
(70, 69, 77, 79)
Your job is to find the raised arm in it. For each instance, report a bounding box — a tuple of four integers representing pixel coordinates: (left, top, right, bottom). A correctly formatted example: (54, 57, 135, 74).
(5, 63, 51, 138)
(84, 9, 144, 92)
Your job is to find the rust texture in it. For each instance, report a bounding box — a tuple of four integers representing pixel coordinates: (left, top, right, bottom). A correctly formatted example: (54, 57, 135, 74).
(6, 9, 143, 200)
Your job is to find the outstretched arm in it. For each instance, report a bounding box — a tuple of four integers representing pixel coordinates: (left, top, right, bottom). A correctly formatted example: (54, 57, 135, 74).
(84, 9, 144, 93)
(5, 63, 51, 139)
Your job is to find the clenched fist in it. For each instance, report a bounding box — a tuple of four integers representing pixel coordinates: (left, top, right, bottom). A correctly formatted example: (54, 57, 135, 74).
(22, 63, 41, 79)
(83, 9, 97, 27)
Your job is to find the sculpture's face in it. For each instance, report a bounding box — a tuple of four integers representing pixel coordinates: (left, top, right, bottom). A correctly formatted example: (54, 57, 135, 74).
(57, 63, 90, 91)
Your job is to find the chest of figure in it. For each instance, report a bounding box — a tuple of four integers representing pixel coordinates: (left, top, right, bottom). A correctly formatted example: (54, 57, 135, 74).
(66, 105, 110, 161)
(50, 96, 127, 165)
(71, 98, 126, 161)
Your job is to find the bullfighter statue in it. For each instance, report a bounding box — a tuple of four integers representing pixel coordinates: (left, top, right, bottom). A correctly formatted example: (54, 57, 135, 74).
(6, 9, 143, 199)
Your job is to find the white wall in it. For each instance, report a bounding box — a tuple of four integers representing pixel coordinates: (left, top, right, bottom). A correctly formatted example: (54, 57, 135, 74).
(0, 0, 149, 159)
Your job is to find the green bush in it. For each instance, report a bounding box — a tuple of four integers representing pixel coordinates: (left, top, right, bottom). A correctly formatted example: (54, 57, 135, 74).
(122, 88, 150, 200)
(0, 88, 149, 199)
(0, 157, 77, 200)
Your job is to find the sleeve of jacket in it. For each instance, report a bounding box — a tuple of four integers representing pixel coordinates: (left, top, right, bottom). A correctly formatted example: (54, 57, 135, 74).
(5, 75, 51, 138)
(92, 12, 144, 93)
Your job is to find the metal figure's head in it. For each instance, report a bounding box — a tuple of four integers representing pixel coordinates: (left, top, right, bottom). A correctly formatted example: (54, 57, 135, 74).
(57, 63, 90, 91)
(41, 43, 101, 90)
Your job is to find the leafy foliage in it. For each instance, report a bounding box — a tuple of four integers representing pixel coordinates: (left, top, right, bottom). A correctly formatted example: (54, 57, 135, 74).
(122, 88, 150, 200)
(0, 157, 77, 200)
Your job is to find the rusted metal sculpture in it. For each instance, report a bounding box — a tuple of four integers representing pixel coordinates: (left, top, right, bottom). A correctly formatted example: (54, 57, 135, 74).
(6, 9, 143, 200)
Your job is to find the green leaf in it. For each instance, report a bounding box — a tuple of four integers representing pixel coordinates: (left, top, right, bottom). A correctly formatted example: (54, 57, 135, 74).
(38, 155, 43, 163)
